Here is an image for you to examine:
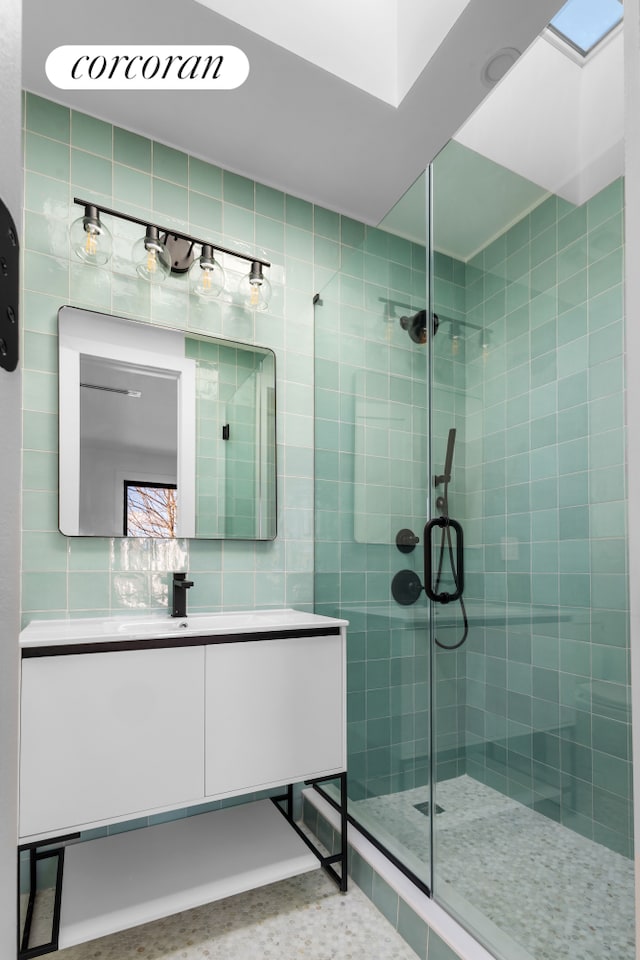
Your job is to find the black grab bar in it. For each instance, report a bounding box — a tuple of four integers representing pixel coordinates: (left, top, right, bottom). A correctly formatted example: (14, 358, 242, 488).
(423, 517, 464, 603)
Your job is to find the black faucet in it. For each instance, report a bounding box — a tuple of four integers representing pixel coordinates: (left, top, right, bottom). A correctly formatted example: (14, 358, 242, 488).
(171, 572, 194, 618)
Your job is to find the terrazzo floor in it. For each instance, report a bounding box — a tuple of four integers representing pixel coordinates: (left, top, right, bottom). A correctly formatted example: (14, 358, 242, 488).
(354, 774, 635, 960)
(24, 870, 418, 960)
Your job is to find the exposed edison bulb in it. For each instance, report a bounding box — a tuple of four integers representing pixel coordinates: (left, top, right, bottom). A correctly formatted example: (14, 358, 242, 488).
(479, 329, 490, 364)
(146, 246, 158, 275)
(84, 226, 98, 258)
(238, 261, 272, 311)
(449, 320, 461, 357)
(133, 226, 171, 284)
(189, 244, 225, 299)
(70, 205, 112, 265)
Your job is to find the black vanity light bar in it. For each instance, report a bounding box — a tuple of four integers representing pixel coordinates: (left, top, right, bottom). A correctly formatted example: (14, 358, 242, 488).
(72, 197, 271, 269)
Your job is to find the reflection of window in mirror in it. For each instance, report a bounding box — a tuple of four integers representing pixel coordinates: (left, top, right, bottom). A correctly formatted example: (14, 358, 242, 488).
(124, 482, 177, 538)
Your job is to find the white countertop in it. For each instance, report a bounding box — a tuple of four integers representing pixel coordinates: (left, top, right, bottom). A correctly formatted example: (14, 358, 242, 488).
(20, 608, 348, 648)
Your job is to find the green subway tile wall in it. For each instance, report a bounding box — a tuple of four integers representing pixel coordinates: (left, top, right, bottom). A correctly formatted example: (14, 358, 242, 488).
(21, 92, 327, 624)
(433, 180, 631, 857)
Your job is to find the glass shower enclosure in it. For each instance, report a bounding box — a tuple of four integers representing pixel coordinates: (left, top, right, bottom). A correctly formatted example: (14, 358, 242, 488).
(428, 139, 633, 959)
(313, 21, 634, 955)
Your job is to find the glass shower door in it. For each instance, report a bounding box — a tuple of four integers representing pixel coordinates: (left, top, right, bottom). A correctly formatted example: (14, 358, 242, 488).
(313, 172, 434, 891)
(429, 137, 634, 960)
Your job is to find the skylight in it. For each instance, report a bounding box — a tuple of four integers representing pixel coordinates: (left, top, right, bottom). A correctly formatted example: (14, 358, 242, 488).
(550, 0, 623, 56)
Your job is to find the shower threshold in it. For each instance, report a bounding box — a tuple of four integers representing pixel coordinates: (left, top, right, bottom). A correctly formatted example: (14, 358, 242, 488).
(353, 776, 635, 960)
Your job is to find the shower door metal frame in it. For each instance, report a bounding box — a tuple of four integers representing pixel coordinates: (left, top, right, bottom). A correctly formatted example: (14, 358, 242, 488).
(311, 782, 433, 898)
(425, 161, 437, 899)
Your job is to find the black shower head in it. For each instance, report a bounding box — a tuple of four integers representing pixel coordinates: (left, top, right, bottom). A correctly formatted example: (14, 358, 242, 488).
(399, 309, 426, 343)
(399, 310, 440, 344)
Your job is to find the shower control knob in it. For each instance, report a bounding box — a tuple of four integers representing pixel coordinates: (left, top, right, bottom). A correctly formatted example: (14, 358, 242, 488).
(391, 569, 423, 605)
(396, 528, 419, 553)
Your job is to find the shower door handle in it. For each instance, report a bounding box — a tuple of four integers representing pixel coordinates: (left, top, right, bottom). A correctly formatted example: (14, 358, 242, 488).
(423, 517, 464, 603)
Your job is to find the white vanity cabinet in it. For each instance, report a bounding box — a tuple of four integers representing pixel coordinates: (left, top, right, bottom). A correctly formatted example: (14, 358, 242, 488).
(18, 609, 348, 958)
(205, 633, 345, 797)
(19, 646, 206, 838)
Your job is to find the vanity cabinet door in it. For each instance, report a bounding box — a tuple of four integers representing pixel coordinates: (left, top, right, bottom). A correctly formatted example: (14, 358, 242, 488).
(19, 647, 205, 838)
(204, 633, 345, 798)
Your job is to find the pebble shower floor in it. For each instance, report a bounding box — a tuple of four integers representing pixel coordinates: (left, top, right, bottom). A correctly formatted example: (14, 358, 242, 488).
(354, 775, 635, 960)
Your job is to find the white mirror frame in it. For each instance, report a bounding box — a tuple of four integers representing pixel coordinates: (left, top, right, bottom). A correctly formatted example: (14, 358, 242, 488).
(58, 307, 197, 538)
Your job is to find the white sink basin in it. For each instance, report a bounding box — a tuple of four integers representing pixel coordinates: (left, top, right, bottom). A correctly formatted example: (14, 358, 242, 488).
(20, 609, 348, 648)
(113, 617, 193, 636)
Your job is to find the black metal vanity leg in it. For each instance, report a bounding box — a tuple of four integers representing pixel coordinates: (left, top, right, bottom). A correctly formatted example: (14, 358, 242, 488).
(272, 774, 349, 893)
(339, 771, 348, 893)
(49, 847, 65, 953)
(17, 844, 66, 960)
(19, 848, 37, 955)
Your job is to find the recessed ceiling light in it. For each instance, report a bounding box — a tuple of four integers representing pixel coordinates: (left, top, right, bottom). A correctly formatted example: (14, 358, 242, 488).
(481, 47, 521, 87)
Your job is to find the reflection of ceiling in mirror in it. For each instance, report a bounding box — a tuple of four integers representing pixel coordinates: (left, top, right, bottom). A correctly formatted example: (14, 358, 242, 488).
(79, 356, 178, 457)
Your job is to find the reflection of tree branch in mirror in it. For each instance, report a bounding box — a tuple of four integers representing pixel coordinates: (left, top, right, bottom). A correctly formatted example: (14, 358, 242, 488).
(125, 484, 177, 538)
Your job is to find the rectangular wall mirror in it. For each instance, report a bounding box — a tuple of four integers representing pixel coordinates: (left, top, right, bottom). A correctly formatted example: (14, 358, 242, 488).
(58, 307, 277, 540)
